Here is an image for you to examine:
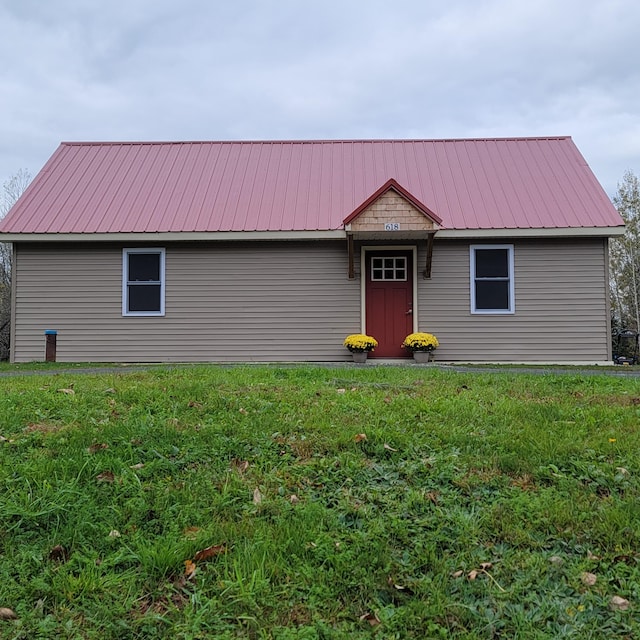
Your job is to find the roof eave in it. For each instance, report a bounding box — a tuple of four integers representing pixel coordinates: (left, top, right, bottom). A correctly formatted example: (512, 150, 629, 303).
(0, 226, 625, 243)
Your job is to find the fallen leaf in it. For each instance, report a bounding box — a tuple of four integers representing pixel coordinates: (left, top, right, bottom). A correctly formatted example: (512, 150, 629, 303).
(425, 491, 439, 504)
(108, 529, 121, 538)
(336, 388, 346, 394)
(581, 572, 597, 586)
(613, 554, 637, 564)
(616, 467, 630, 476)
(184, 559, 196, 580)
(549, 555, 564, 566)
(587, 550, 600, 561)
(451, 570, 464, 578)
(239, 407, 247, 414)
(383, 443, 398, 452)
(480, 562, 493, 570)
(253, 487, 263, 505)
(359, 611, 381, 627)
(183, 526, 201, 539)
(96, 471, 115, 483)
(468, 569, 479, 580)
(48, 544, 69, 563)
(130, 463, 145, 470)
(354, 433, 367, 443)
(194, 544, 226, 562)
(58, 388, 75, 395)
(289, 494, 300, 504)
(188, 401, 203, 408)
(88, 443, 109, 454)
(104, 388, 117, 394)
(230, 459, 249, 473)
(0, 608, 17, 620)
(609, 595, 630, 611)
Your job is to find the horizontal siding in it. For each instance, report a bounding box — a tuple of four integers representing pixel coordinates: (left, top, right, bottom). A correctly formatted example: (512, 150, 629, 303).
(417, 238, 610, 361)
(13, 242, 361, 362)
(12, 238, 611, 363)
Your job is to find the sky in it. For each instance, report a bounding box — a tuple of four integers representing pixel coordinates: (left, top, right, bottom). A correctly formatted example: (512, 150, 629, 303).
(0, 0, 638, 198)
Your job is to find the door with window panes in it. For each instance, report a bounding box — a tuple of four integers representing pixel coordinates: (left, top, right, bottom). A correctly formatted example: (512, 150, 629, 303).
(365, 251, 413, 358)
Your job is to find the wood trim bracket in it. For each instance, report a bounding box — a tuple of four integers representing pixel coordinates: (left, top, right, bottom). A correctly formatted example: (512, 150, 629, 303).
(423, 232, 435, 279)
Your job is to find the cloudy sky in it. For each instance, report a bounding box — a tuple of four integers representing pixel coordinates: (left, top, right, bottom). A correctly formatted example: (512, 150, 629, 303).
(0, 0, 638, 197)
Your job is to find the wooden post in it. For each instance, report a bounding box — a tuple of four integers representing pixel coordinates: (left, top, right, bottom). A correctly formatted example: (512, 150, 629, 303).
(423, 233, 435, 279)
(347, 233, 355, 279)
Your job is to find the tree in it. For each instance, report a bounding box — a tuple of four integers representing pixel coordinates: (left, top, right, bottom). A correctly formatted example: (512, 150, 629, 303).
(609, 170, 640, 354)
(0, 169, 31, 360)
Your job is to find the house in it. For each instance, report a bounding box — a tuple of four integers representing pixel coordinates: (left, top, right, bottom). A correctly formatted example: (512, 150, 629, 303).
(0, 137, 625, 363)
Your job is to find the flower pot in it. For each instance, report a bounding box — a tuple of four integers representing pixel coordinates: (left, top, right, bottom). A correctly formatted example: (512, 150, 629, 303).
(351, 351, 368, 364)
(412, 350, 433, 364)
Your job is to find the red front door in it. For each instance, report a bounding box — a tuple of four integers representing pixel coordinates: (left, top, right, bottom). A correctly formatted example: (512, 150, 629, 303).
(365, 250, 414, 358)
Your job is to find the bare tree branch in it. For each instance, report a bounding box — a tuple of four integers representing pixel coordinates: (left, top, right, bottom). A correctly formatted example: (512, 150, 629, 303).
(1, 168, 32, 359)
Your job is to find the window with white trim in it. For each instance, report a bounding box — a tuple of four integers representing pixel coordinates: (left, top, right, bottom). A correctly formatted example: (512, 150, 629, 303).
(470, 245, 514, 314)
(123, 248, 165, 316)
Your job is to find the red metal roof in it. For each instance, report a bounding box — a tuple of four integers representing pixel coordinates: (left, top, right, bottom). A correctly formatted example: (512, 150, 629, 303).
(0, 137, 623, 234)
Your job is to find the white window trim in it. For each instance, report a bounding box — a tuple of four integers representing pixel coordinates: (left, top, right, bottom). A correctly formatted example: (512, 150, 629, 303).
(470, 244, 515, 315)
(122, 248, 166, 317)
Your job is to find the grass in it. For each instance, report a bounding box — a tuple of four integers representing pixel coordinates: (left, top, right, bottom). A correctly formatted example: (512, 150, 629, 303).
(1, 364, 640, 638)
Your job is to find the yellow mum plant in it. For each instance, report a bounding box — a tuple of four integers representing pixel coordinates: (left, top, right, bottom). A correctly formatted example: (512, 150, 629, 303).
(343, 334, 378, 353)
(402, 332, 439, 352)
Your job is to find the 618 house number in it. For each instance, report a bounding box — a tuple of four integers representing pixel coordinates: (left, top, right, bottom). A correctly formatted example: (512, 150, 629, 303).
(384, 222, 400, 231)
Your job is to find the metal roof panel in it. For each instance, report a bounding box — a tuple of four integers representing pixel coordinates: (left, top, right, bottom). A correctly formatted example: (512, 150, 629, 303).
(0, 138, 623, 234)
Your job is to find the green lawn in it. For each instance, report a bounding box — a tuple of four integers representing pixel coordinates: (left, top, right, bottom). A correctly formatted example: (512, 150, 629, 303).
(1, 365, 639, 639)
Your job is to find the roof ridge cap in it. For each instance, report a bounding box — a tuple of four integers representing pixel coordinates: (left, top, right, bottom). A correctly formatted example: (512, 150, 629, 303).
(59, 136, 572, 147)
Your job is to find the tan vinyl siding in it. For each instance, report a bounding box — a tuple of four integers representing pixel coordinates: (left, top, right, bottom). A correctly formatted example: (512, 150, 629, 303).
(12, 242, 360, 362)
(11, 237, 611, 363)
(417, 238, 610, 361)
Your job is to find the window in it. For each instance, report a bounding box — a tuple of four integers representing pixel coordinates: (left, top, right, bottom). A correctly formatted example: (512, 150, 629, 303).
(371, 256, 407, 281)
(123, 248, 165, 316)
(470, 245, 514, 314)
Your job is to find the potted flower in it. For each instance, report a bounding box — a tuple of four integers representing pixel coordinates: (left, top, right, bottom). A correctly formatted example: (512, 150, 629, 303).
(402, 332, 439, 363)
(343, 334, 378, 363)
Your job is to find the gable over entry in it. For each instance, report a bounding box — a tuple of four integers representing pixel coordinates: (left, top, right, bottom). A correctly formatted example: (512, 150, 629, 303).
(343, 179, 442, 279)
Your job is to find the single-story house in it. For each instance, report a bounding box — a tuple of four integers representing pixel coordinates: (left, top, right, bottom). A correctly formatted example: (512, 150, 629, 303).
(0, 137, 625, 363)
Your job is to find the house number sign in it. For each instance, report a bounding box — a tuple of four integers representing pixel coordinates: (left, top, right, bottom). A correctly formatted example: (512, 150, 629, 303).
(384, 222, 400, 231)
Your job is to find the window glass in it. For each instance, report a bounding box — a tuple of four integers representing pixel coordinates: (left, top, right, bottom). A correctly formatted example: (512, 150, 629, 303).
(129, 253, 160, 281)
(127, 284, 161, 312)
(475, 249, 508, 278)
(475, 281, 509, 310)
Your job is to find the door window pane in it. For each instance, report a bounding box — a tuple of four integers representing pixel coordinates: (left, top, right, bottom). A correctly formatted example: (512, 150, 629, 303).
(371, 256, 407, 281)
